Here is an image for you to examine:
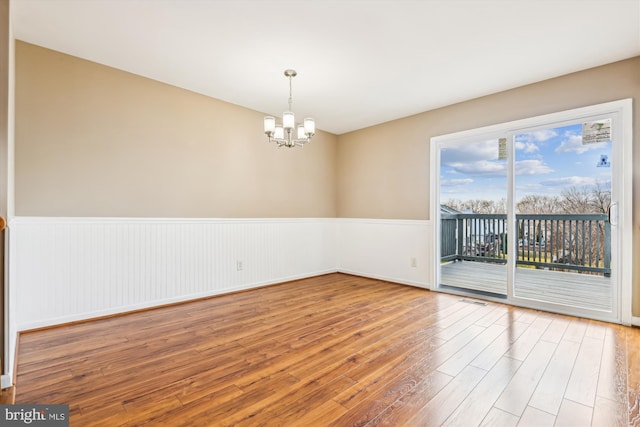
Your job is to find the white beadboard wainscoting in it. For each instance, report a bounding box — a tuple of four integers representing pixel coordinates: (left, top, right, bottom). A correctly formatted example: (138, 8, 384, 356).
(337, 219, 432, 288)
(5, 216, 433, 386)
(9, 217, 338, 331)
(10, 217, 433, 330)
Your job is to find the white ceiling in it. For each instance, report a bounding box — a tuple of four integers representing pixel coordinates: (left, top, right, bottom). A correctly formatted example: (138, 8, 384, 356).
(10, 0, 640, 135)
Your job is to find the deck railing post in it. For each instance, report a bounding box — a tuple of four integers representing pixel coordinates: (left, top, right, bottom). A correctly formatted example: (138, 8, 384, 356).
(457, 216, 464, 261)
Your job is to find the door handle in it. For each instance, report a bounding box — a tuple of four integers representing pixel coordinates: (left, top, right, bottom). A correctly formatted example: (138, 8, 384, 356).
(608, 202, 618, 226)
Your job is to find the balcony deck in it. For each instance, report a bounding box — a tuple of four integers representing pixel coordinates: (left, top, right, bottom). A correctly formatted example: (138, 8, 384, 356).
(440, 260, 612, 312)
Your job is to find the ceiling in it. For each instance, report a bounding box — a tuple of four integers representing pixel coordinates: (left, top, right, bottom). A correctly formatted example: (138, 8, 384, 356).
(10, 0, 640, 135)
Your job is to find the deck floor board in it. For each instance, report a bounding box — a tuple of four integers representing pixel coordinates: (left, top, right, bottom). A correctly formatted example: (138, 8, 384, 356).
(441, 261, 611, 311)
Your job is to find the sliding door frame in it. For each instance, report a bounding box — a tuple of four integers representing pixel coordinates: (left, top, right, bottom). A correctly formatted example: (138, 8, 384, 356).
(430, 99, 633, 324)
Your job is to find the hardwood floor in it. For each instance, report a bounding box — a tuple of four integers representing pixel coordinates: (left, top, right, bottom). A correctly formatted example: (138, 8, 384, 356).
(13, 273, 640, 426)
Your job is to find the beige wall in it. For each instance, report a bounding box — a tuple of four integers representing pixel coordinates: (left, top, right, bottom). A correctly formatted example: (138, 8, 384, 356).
(337, 56, 640, 315)
(337, 56, 640, 220)
(14, 40, 640, 316)
(15, 41, 338, 218)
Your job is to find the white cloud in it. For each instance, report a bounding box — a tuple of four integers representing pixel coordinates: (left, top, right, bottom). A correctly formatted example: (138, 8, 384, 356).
(555, 132, 607, 154)
(530, 129, 558, 142)
(515, 159, 553, 175)
(515, 140, 540, 153)
(516, 182, 546, 194)
(446, 160, 506, 176)
(540, 176, 596, 187)
(441, 139, 500, 163)
(446, 159, 553, 177)
(514, 129, 557, 147)
(441, 178, 474, 186)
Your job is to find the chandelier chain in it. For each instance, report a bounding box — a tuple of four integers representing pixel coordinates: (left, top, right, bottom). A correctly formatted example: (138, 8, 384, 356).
(288, 75, 293, 112)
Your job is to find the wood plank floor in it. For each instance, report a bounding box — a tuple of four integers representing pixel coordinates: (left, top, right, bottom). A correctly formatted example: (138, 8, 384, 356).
(441, 261, 611, 311)
(13, 273, 640, 426)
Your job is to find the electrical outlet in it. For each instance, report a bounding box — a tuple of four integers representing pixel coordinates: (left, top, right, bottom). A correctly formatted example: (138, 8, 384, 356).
(236, 260, 243, 271)
(411, 257, 417, 268)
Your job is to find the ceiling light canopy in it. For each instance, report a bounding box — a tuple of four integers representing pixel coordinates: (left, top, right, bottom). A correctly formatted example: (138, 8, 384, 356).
(264, 69, 315, 148)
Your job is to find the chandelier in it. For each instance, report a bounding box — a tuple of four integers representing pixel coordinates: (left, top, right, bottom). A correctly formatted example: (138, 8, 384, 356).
(263, 69, 315, 148)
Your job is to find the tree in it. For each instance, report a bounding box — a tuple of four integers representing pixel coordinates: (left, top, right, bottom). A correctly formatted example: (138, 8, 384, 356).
(443, 198, 506, 214)
(589, 181, 612, 214)
(446, 183, 610, 215)
(559, 182, 611, 214)
(556, 183, 611, 270)
(516, 194, 561, 214)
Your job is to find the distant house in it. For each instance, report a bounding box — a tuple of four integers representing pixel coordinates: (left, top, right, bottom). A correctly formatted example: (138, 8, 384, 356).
(440, 205, 462, 215)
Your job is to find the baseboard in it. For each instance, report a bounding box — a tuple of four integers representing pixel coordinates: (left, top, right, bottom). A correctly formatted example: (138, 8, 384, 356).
(338, 269, 429, 289)
(11, 217, 339, 332)
(337, 218, 431, 293)
(632, 316, 640, 327)
(1, 374, 11, 389)
(18, 269, 339, 332)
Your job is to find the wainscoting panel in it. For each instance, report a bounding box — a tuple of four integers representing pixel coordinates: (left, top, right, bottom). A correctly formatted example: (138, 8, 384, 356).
(337, 219, 431, 288)
(9, 217, 338, 331)
(6, 216, 434, 387)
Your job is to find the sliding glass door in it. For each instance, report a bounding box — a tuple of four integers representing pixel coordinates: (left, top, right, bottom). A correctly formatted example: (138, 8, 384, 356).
(439, 137, 508, 297)
(431, 100, 631, 323)
(512, 120, 614, 313)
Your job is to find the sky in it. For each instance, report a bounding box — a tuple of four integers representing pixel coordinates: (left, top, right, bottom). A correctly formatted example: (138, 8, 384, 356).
(440, 122, 612, 203)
